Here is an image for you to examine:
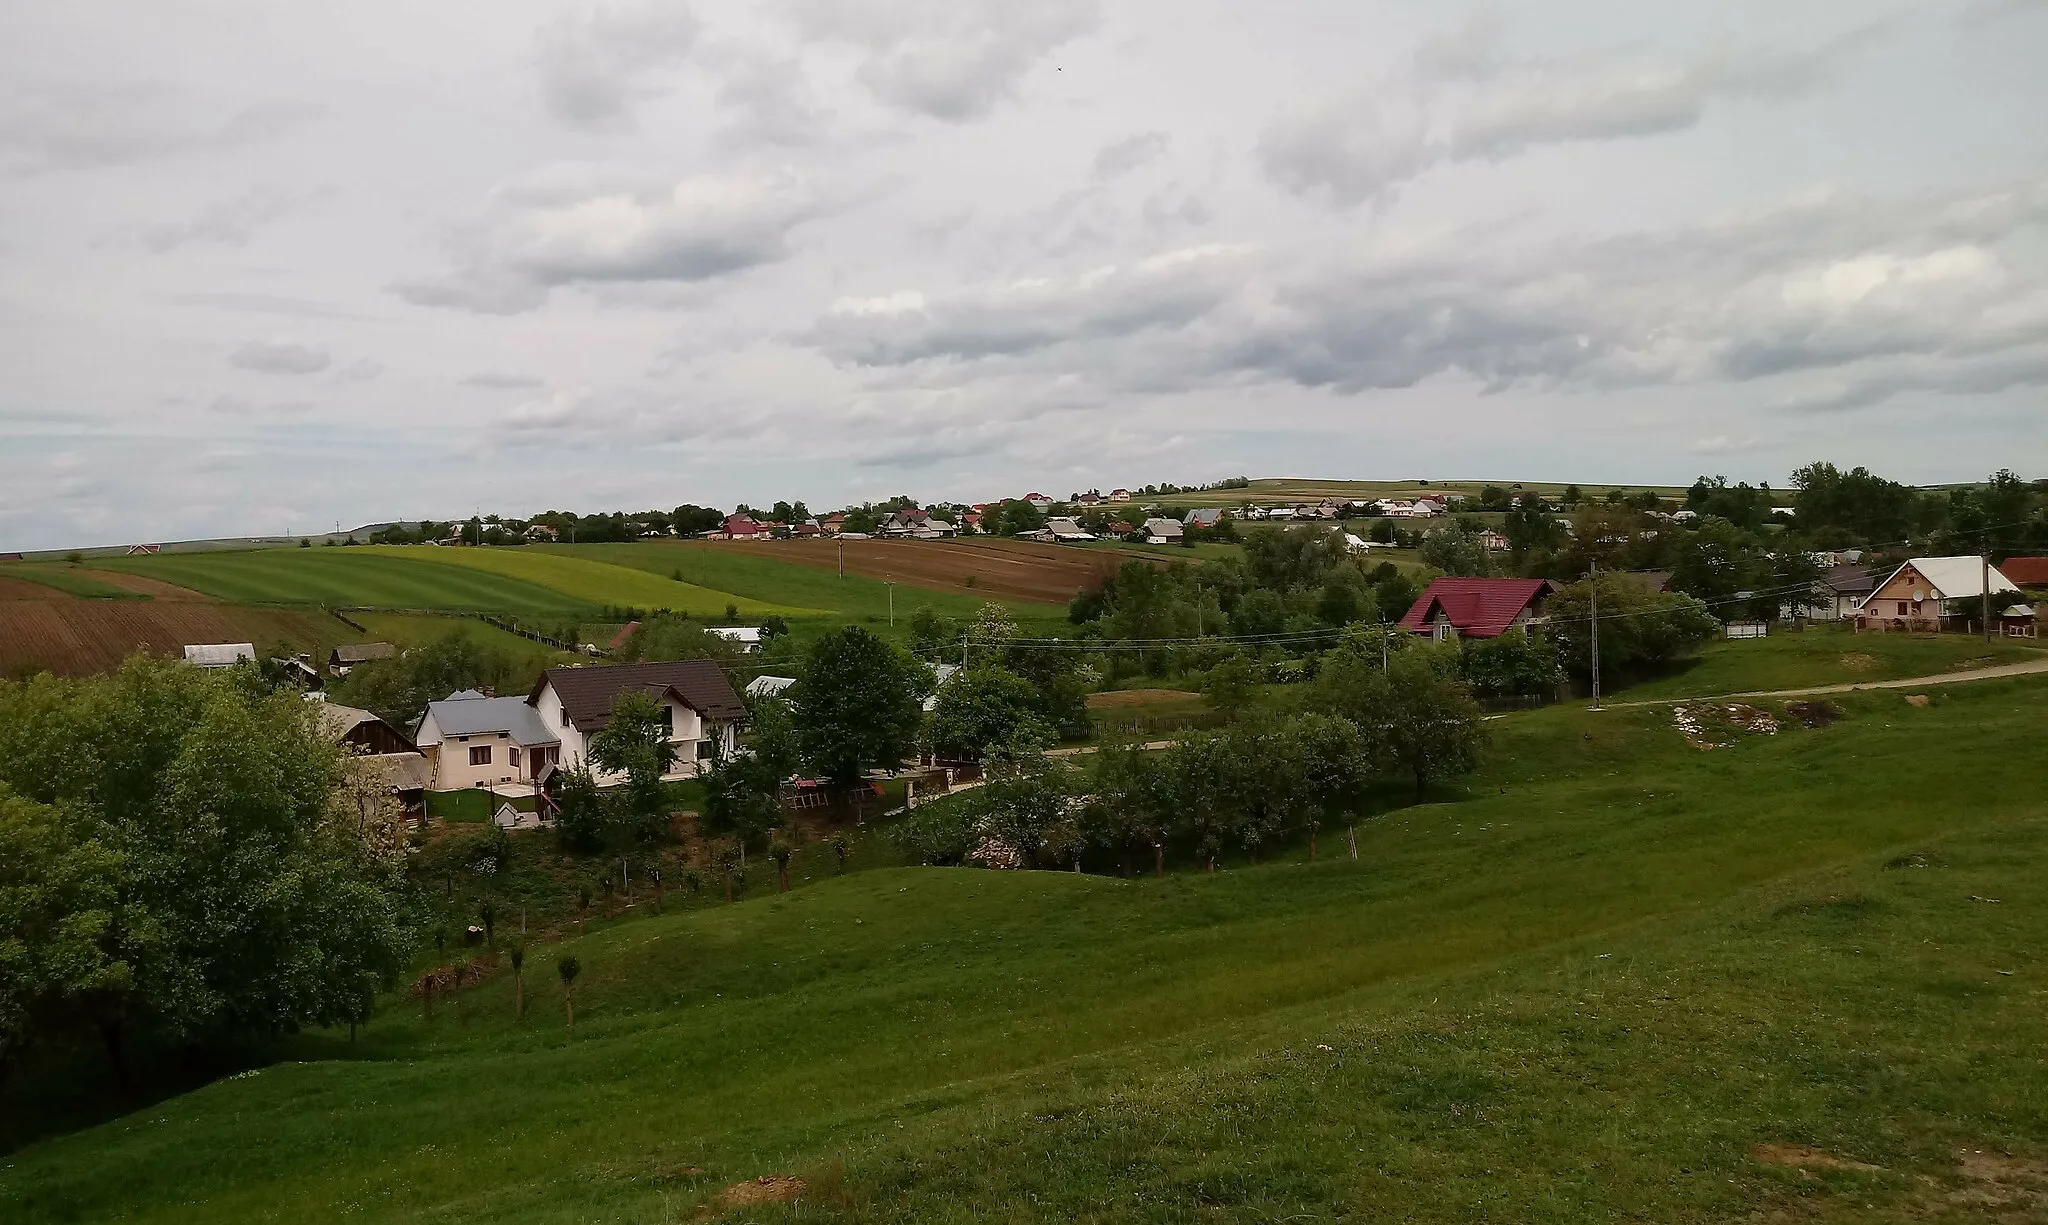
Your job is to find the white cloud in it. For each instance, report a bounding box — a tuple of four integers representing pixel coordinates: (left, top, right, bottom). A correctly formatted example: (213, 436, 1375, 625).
(228, 340, 331, 375)
(462, 372, 546, 389)
(786, 0, 1098, 120)
(534, 2, 701, 130)
(394, 166, 818, 314)
(130, 185, 318, 252)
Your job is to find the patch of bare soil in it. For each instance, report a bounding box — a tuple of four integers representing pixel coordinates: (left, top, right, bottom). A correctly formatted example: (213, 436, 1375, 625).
(1784, 699, 1839, 728)
(1752, 1143, 1884, 1174)
(0, 577, 71, 600)
(1087, 688, 1202, 709)
(1904, 694, 1931, 708)
(407, 954, 498, 998)
(712, 1176, 806, 1211)
(1949, 1148, 2048, 1213)
(1674, 702, 1780, 749)
(1838, 652, 1878, 672)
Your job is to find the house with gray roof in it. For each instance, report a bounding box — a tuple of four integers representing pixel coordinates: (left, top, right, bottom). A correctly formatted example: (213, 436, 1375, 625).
(183, 642, 255, 669)
(414, 691, 560, 792)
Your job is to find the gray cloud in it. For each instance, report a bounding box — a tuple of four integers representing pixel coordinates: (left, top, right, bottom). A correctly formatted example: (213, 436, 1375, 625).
(462, 372, 546, 389)
(805, 181, 2048, 412)
(1092, 131, 1171, 180)
(209, 394, 317, 415)
(161, 291, 378, 321)
(394, 165, 817, 314)
(787, 0, 1098, 120)
(1262, 29, 1870, 206)
(228, 340, 331, 375)
(133, 186, 317, 252)
(535, 2, 702, 130)
(0, 85, 318, 175)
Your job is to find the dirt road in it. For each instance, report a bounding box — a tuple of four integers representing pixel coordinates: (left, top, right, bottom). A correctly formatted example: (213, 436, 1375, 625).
(1611, 655, 2048, 708)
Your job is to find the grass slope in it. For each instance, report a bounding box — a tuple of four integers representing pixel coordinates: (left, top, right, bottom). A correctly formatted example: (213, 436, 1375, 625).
(0, 565, 144, 599)
(7, 678, 2048, 1222)
(99, 550, 593, 614)
(1614, 628, 2047, 700)
(363, 547, 817, 618)
(538, 543, 1053, 623)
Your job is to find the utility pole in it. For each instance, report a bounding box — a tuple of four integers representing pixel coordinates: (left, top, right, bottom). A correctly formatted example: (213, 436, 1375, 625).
(886, 581, 895, 627)
(1984, 554, 1993, 643)
(838, 539, 844, 578)
(1589, 559, 1602, 710)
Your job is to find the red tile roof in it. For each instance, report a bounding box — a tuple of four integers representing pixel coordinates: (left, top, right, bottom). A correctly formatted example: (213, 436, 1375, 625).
(1399, 578, 1557, 638)
(2002, 556, 2048, 587)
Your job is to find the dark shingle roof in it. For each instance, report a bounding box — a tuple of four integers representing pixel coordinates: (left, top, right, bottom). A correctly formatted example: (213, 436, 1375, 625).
(1820, 563, 1878, 594)
(532, 660, 746, 731)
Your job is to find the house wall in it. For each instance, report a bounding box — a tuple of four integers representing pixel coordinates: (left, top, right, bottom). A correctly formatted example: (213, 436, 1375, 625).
(535, 684, 733, 785)
(424, 730, 529, 791)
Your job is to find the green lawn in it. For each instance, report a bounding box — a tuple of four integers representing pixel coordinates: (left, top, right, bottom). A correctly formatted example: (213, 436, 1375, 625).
(341, 612, 583, 676)
(9, 674, 2048, 1222)
(98, 550, 594, 614)
(537, 543, 1058, 623)
(1613, 627, 2048, 701)
(364, 547, 816, 618)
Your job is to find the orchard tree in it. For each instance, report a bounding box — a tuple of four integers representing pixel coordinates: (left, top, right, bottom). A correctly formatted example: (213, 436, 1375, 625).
(925, 668, 1054, 762)
(587, 690, 676, 842)
(789, 627, 927, 801)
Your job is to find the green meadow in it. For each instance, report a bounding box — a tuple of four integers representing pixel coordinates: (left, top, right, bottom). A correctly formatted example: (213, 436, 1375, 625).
(98, 550, 595, 614)
(1612, 628, 2048, 701)
(362, 547, 817, 618)
(7, 674, 2047, 1223)
(538, 542, 1061, 624)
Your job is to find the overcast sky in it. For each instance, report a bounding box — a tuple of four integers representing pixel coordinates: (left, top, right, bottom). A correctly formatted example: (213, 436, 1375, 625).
(3, 0, 2045, 549)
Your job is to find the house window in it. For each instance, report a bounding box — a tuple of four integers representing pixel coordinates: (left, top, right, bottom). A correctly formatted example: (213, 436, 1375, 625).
(1897, 601, 1910, 616)
(697, 738, 716, 761)
(469, 745, 492, 767)
(660, 706, 674, 739)
(510, 746, 522, 769)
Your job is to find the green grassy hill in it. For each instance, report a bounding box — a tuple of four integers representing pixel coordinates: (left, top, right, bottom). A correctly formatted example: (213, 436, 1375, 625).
(7, 676, 2047, 1222)
(98, 550, 595, 614)
(538, 543, 1054, 623)
(361, 546, 818, 618)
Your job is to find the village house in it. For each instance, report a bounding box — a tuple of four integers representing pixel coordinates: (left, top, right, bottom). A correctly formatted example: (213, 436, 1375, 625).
(1026, 517, 1096, 543)
(708, 626, 765, 653)
(522, 523, 559, 541)
(2000, 556, 2048, 589)
(413, 690, 560, 791)
(1184, 508, 1224, 530)
(1023, 493, 1054, 513)
(529, 661, 746, 784)
(1854, 556, 2019, 632)
(1790, 563, 1879, 621)
(718, 514, 765, 539)
(319, 701, 429, 816)
(1399, 578, 1558, 641)
(1478, 529, 1510, 552)
(329, 642, 395, 676)
(1143, 517, 1184, 544)
(1109, 488, 1132, 502)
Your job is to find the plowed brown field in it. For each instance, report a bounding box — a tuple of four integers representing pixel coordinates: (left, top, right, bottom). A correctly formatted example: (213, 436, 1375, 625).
(0, 601, 346, 677)
(0, 577, 67, 600)
(713, 538, 1147, 603)
(72, 569, 213, 600)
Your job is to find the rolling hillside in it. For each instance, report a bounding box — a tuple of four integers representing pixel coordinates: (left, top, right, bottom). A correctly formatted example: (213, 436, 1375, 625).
(98, 549, 594, 614)
(7, 678, 2047, 1222)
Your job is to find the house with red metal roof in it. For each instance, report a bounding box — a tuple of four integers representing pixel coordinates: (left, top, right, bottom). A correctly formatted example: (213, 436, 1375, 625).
(2001, 556, 2048, 588)
(1399, 577, 1558, 641)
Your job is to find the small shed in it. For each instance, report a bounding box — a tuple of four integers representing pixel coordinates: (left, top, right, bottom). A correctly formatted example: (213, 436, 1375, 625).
(329, 642, 396, 675)
(183, 642, 255, 668)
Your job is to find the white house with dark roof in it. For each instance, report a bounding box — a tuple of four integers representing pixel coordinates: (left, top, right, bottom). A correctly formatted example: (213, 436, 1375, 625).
(529, 661, 746, 784)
